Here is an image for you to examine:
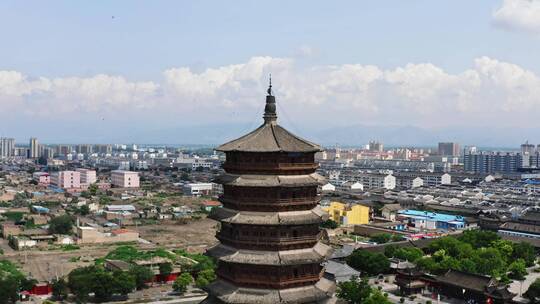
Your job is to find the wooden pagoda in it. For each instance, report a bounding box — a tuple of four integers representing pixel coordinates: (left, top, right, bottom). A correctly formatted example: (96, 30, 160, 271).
(203, 81, 335, 303)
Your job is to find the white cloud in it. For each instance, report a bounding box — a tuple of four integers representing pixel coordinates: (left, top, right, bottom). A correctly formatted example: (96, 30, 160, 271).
(2, 56, 540, 129)
(493, 0, 540, 33)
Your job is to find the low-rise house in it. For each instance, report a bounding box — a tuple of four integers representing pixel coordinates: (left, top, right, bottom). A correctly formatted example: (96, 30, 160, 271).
(321, 183, 336, 192)
(324, 260, 360, 283)
(381, 204, 403, 221)
(322, 202, 370, 226)
(397, 209, 466, 231)
(336, 181, 364, 193)
(76, 226, 139, 244)
(32, 172, 50, 186)
(202, 200, 222, 212)
(182, 183, 213, 196)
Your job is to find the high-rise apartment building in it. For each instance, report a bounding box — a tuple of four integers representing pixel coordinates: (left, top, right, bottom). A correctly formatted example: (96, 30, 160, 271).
(438, 142, 460, 156)
(76, 144, 93, 154)
(464, 151, 520, 173)
(0, 137, 15, 158)
(521, 141, 536, 155)
(368, 140, 384, 152)
(55, 145, 72, 156)
(29, 137, 39, 158)
(94, 144, 112, 154)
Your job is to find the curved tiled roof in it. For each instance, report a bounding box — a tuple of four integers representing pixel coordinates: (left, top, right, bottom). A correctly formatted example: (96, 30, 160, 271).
(208, 206, 328, 225)
(216, 91, 321, 153)
(207, 242, 332, 265)
(217, 122, 321, 153)
(214, 173, 325, 187)
(202, 277, 336, 304)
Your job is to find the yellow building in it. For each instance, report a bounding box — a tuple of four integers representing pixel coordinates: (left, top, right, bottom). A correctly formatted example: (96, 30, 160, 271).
(322, 201, 370, 226)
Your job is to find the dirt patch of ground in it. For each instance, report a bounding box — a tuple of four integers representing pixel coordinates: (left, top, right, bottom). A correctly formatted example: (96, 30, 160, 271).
(137, 217, 219, 253)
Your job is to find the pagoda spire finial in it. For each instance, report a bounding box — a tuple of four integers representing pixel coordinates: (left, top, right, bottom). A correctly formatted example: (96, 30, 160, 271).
(267, 74, 273, 96)
(263, 74, 277, 123)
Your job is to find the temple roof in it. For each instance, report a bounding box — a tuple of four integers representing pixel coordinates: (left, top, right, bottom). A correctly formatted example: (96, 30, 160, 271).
(216, 83, 321, 153)
(207, 241, 332, 265)
(209, 206, 328, 225)
(217, 123, 321, 153)
(203, 277, 336, 304)
(436, 269, 496, 293)
(215, 173, 325, 187)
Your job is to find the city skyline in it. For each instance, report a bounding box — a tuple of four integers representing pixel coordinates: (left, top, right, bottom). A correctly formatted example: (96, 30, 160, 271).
(2, 0, 540, 145)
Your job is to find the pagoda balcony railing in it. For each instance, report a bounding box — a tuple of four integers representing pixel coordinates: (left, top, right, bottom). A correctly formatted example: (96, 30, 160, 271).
(222, 162, 319, 173)
(216, 233, 320, 246)
(217, 270, 323, 288)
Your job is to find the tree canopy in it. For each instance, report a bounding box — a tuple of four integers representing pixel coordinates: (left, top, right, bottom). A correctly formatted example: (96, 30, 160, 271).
(173, 273, 193, 294)
(67, 265, 136, 303)
(336, 276, 392, 304)
(347, 250, 390, 276)
(48, 214, 74, 235)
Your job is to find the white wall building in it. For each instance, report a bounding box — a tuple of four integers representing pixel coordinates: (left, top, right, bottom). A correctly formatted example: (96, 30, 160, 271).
(111, 170, 140, 188)
(183, 183, 213, 196)
(51, 171, 81, 189)
(76, 168, 97, 185)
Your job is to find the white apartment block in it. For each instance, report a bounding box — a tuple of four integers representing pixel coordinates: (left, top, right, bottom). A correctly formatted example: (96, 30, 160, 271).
(183, 183, 213, 196)
(51, 171, 81, 189)
(111, 170, 140, 188)
(76, 168, 97, 185)
(355, 173, 396, 190)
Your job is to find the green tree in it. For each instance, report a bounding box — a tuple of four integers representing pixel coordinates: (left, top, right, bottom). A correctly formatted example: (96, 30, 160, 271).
(364, 290, 392, 304)
(49, 214, 74, 235)
(391, 234, 405, 242)
(525, 278, 540, 304)
(492, 239, 514, 261)
(129, 265, 154, 290)
(88, 183, 98, 195)
(113, 271, 136, 297)
(77, 204, 90, 216)
(173, 273, 193, 294)
(159, 263, 173, 276)
(336, 276, 373, 304)
(68, 267, 93, 303)
(92, 268, 117, 302)
(473, 247, 507, 277)
(508, 259, 527, 281)
(195, 269, 216, 288)
(80, 191, 91, 199)
(370, 233, 392, 244)
(51, 277, 69, 300)
(393, 247, 423, 262)
(0, 275, 19, 304)
(384, 244, 399, 258)
(320, 219, 338, 229)
(513, 242, 537, 267)
(0, 260, 36, 304)
(347, 250, 390, 276)
(99, 195, 111, 205)
(459, 230, 500, 249)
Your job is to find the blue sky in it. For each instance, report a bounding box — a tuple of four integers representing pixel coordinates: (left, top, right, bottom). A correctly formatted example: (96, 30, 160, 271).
(1, 0, 540, 145)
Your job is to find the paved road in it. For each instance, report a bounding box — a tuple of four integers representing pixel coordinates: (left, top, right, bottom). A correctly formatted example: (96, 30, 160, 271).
(509, 266, 540, 300)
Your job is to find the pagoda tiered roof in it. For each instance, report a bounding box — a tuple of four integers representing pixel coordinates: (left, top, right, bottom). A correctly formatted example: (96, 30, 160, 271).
(214, 173, 325, 187)
(216, 122, 321, 153)
(204, 277, 336, 304)
(209, 206, 328, 225)
(207, 242, 332, 265)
